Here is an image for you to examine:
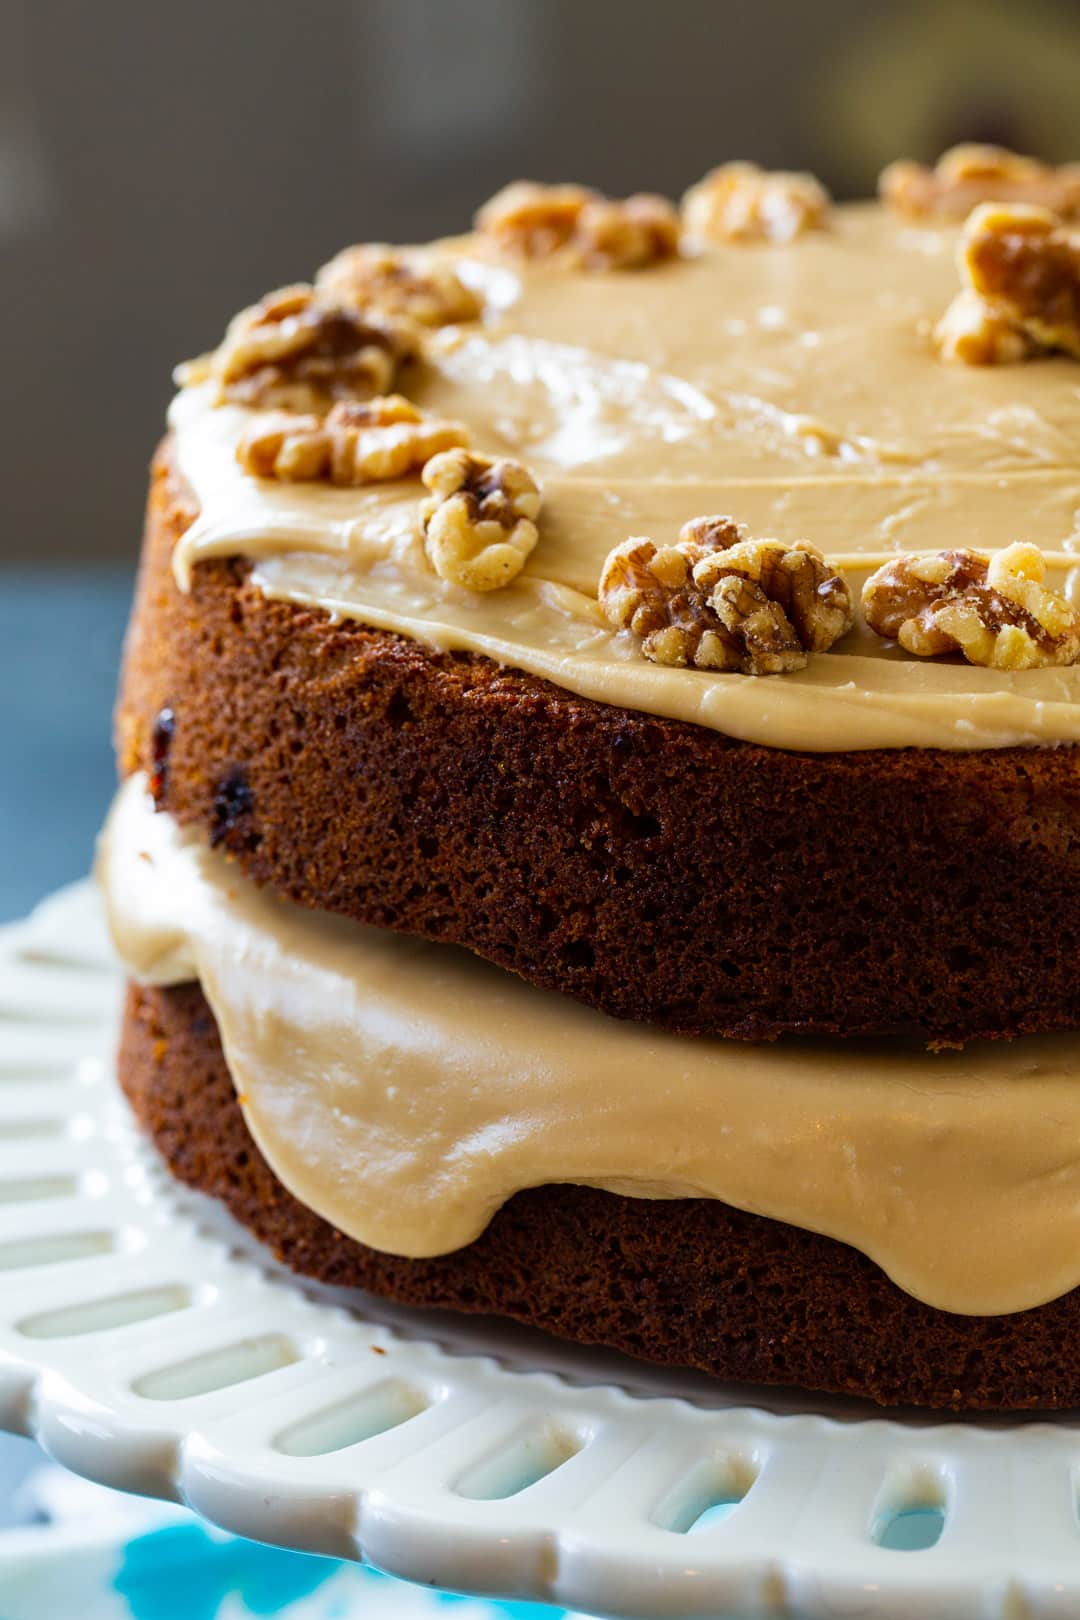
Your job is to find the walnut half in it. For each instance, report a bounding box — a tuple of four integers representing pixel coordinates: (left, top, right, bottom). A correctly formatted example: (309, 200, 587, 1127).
(680, 162, 831, 244)
(933, 287, 1035, 365)
(880, 144, 1080, 221)
(573, 193, 681, 269)
(475, 181, 679, 269)
(862, 545, 1080, 669)
(420, 449, 542, 591)
(961, 202, 1080, 361)
(598, 518, 854, 676)
(315, 243, 482, 328)
(181, 284, 419, 412)
(476, 181, 596, 259)
(237, 396, 469, 485)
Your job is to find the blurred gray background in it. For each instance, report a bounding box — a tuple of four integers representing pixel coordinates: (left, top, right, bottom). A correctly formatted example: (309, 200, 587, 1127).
(4, 0, 1080, 914)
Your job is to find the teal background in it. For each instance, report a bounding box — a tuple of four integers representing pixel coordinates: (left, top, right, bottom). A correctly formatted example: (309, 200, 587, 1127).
(0, 568, 132, 922)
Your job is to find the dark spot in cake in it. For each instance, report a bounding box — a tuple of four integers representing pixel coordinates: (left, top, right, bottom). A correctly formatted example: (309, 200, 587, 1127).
(534, 903, 558, 936)
(210, 766, 255, 848)
(560, 938, 595, 970)
(149, 706, 176, 802)
(385, 689, 414, 728)
(617, 806, 661, 841)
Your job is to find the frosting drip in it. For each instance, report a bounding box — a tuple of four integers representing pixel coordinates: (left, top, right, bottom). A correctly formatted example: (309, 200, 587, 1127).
(102, 777, 1080, 1317)
(167, 206, 1080, 752)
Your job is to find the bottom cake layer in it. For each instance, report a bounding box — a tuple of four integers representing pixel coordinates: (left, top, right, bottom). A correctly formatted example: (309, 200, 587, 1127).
(120, 979, 1080, 1412)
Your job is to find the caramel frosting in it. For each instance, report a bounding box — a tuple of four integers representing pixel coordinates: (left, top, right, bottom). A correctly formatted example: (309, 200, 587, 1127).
(101, 776, 1080, 1317)
(168, 205, 1080, 752)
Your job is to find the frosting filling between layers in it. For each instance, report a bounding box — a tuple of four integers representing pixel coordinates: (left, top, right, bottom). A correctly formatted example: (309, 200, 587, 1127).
(167, 204, 1080, 752)
(101, 776, 1080, 1317)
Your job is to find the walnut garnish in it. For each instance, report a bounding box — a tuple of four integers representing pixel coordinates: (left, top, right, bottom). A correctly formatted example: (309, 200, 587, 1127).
(573, 194, 680, 268)
(237, 396, 469, 485)
(959, 202, 1080, 360)
(186, 284, 419, 411)
(934, 287, 1035, 365)
(598, 517, 854, 676)
(475, 181, 678, 268)
(476, 181, 597, 258)
(420, 448, 541, 591)
(315, 244, 482, 327)
(862, 545, 1080, 670)
(880, 144, 1080, 221)
(680, 162, 830, 244)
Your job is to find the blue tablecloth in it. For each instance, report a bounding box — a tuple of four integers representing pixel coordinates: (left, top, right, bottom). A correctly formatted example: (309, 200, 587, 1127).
(0, 1458, 565, 1620)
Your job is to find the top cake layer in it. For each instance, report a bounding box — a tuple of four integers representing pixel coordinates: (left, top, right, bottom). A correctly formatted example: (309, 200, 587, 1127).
(170, 195, 1080, 751)
(119, 166, 1080, 1042)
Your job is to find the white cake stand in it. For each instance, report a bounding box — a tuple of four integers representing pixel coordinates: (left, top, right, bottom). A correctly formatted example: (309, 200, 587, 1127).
(1, 881, 1079, 1620)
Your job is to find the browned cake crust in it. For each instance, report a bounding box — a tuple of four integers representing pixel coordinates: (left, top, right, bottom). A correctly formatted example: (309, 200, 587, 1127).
(120, 978, 1080, 1411)
(115, 445, 1080, 1043)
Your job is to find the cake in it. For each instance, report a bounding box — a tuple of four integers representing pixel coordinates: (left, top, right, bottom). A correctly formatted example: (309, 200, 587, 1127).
(101, 147, 1080, 1410)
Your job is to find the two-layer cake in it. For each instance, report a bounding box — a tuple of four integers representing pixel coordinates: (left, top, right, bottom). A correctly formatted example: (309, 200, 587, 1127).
(102, 149, 1080, 1408)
